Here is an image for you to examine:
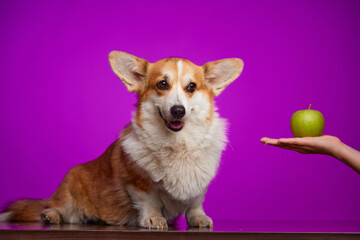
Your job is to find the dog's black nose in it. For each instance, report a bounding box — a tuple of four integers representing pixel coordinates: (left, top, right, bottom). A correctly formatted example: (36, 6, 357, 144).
(170, 105, 186, 119)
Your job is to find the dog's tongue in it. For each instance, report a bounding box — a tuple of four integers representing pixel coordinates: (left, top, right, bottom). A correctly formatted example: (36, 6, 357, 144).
(169, 121, 183, 129)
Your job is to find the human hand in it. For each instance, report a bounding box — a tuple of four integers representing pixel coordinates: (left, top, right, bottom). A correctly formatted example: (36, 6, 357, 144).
(260, 135, 343, 157)
(261, 135, 360, 174)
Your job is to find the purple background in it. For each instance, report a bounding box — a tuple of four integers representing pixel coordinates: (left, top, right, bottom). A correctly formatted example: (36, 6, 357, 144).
(0, 0, 359, 222)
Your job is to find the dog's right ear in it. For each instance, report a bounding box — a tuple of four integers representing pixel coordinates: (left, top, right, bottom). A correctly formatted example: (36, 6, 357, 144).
(109, 51, 149, 93)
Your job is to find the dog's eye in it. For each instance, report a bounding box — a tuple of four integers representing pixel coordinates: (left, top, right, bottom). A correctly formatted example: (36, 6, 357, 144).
(186, 82, 196, 93)
(157, 80, 169, 90)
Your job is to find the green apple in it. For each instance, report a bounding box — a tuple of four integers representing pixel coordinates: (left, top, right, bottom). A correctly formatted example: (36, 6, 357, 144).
(290, 104, 325, 137)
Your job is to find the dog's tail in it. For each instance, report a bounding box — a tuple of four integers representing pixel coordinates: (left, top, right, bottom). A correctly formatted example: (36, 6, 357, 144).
(0, 199, 48, 222)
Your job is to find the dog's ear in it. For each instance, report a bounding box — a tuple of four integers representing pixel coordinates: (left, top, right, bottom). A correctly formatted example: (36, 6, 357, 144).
(202, 58, 244, 96)
(109, 51, 149, 93)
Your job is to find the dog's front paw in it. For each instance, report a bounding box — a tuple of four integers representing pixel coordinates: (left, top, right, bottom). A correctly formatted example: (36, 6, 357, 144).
(140, 216, 168, 230)
(187, 215, 213, 228)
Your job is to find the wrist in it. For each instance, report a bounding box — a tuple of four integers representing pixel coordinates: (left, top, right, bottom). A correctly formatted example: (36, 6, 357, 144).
(332, 142, 348, 162)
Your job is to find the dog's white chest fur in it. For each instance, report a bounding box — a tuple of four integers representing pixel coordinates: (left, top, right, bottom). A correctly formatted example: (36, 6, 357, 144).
(121, 109, 227, 201)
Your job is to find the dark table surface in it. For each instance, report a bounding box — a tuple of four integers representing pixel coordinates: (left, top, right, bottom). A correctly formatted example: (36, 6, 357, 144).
(1, 218, 359, 240)
(1, 218, 360, 232)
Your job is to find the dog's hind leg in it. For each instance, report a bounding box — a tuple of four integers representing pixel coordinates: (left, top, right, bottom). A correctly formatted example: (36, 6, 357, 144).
(40, 165, 93, 224)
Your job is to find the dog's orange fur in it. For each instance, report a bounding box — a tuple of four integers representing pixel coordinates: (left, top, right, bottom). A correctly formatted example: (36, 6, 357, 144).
(3, 125, 156, 225)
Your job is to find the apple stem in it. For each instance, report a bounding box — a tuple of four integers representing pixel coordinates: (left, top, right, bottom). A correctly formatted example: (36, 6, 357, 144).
(309, 104, 312, 110)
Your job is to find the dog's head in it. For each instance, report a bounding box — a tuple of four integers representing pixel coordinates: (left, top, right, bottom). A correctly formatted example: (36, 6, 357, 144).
(109, 51, 243, 133)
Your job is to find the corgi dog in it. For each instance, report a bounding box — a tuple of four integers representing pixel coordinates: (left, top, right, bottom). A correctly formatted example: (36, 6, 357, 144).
(0, 51, 243, 229)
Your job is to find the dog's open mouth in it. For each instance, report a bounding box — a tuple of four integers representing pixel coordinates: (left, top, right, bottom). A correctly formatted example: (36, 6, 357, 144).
(158, 109, 184, 132)
(168, 120, 184, 131)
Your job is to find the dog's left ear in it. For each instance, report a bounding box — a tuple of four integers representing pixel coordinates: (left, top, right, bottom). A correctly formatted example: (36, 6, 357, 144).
(109, 51, 149, 93)
(202, 58, 244, 96)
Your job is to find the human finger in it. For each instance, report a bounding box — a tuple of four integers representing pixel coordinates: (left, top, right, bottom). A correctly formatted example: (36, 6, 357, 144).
(278, 137, 312, 146)
(271, 144, 312, 154)
(260, 137, 272, 143)
(260, 137, 280, 145)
